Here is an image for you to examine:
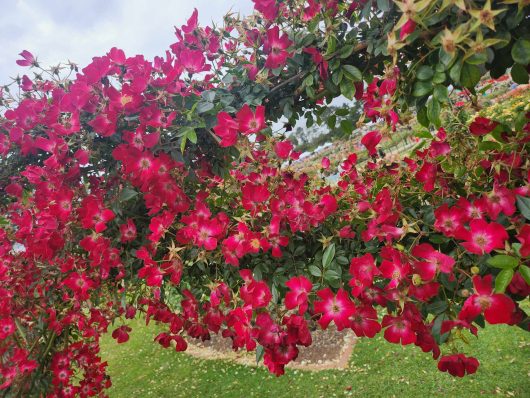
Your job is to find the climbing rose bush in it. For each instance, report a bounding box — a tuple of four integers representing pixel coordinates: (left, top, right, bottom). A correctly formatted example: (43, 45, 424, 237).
(0, 0, 529, 396)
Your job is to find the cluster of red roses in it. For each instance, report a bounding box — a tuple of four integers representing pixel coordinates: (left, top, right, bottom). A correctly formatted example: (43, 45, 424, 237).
(0, 1, 529, 396)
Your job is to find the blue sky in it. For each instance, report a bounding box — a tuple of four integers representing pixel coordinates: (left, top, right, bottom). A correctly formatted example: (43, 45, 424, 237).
(0, 0, 253, 84)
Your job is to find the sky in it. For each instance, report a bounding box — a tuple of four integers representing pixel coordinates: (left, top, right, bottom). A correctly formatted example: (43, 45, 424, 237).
(0, 0, 254, 84)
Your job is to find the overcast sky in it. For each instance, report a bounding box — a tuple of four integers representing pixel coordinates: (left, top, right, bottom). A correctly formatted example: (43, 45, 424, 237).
(0, 0, 253, 84)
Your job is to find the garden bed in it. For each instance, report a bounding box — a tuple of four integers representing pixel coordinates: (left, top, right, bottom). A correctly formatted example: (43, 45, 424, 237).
(186, 327, 356, 371)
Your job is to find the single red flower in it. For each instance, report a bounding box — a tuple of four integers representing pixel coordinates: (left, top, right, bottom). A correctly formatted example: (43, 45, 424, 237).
(274, 140, 294, 159)
(314, 288, 356, 331)
(412, 243, 455, 281)
(285, 276, 312, 315)
(438, 354, 479, 377)
(213, 112, 239, 147)
(263, 26, 293, 69)
(469, 116, 498, 136)
(111, 325, 132, 344)
(460, 219, 508, 255)
(349, 305, 381, 337)
(399, 19, 416, 40)
(516, 224, 530, 257)
(459, 275, 515, 324)
(236, 105, 266, 134)
(361, 130, 382, 156)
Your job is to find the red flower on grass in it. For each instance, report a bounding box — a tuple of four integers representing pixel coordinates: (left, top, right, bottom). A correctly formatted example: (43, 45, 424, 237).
(111, 326, 132, 343)
(459, 275, 515, 324)
(438, 354, 479, 377)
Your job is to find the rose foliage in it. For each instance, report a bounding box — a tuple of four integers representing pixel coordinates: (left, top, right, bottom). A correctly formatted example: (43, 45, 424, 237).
(0, 1, 529, 396)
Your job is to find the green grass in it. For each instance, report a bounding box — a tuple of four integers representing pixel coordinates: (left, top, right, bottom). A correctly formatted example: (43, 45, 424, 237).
(100, 318, 530, 398)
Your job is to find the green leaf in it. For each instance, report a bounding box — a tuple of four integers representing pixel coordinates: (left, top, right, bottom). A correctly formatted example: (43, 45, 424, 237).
(376, 0, 390, 12)
(416, 66, 434, 81)
(427, 98, 441, 128)
(338, 45, 355, 59)
(487, 255, 519, 269)
(196, 101, 214, 113)
(460, 63, 481, 89)
(519, 265, 530, 286)
(511, 38, 530, 65)
(426, 300, 448, 315)
(432, 71, 446, 84)
(433, 85, 448, 103)
(516, 195, 530, 221)
(336, 256, 349, 265)
(340, 80, 356, 100)
(309, 265, 322, 277)
(511, 63, 529, 84)
(342, 65, 362, 81)
(322, 243, 336, 268)
(324, 269, 340, 282)
(449, 59, 463, 84)
(412, 81, 432, 97)
(494, 269, 514, 293)
(478, 141, 501, 151)
(417, 106, 429, 128)
(256, 345, 265, 364)
(186, 128, 197, 144)
(119, 187, 138, 202)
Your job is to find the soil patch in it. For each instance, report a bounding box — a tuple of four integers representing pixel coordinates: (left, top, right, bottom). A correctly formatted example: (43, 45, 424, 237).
(185, 326, 356, 371)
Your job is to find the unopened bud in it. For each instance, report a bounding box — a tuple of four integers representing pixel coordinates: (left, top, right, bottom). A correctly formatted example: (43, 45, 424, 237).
(460, 289, 470, 297)
(471, 266, 480, 275)
(412, 274, 422, 286)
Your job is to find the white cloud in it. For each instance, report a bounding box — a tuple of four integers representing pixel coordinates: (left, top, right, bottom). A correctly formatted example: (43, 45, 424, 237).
(0, 0, 253, 83)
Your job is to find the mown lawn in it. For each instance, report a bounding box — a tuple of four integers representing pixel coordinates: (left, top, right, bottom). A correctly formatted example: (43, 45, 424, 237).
(100, 317, 529, 398)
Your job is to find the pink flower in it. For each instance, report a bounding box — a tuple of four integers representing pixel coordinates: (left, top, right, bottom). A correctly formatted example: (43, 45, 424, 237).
(459, 275, 515, 324)
(252, 0, 279, 20)
(16, 50, 36, 67)
(399, 19, 416, 40)
(361, 130, 382, 156)
(460, 219, 508, 255)
(285, 276, 312, 315)
(0, 318, 15, 339)
(263, 26, 292, 69)
(313, 288, 356, 331)
(321, 157, 330, 169)
(179, 49, 206, 73)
